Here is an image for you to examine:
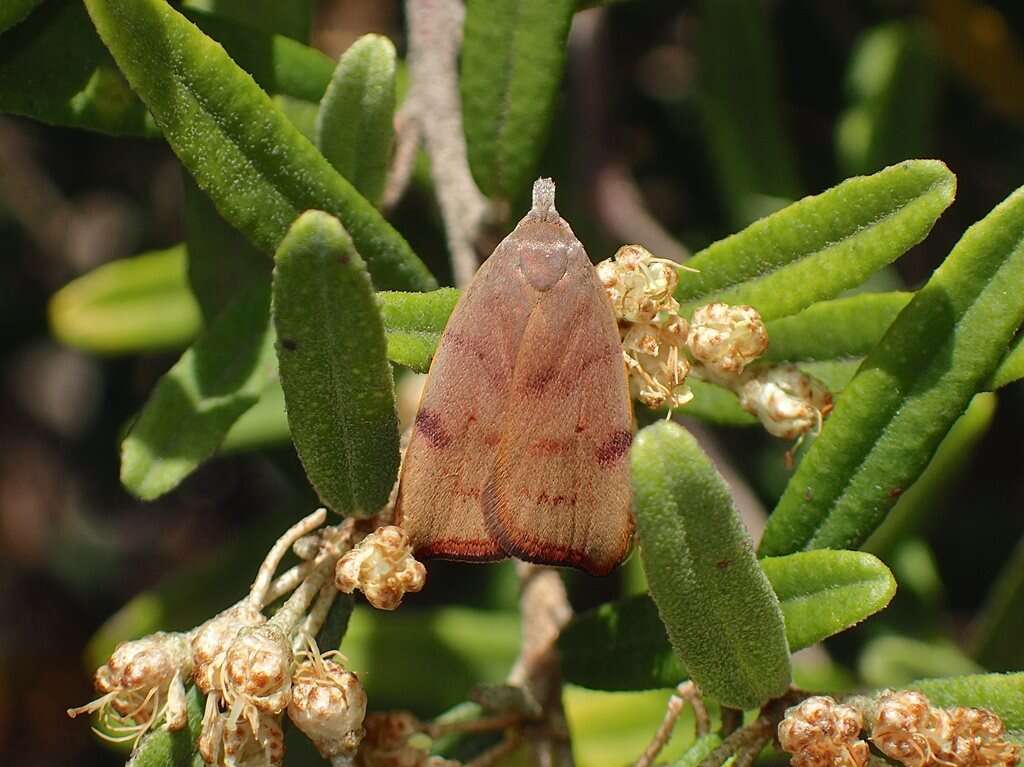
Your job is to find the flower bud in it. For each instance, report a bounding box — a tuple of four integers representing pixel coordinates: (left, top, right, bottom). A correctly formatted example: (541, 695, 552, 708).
(738, 365, 832, 439)
(358, 712, 428, 767)
(192, 603, 266, 694)
(67, 631, 192, 743)
(778, 696, 868, 767)
(688, 303, 768, 375)
(288, 645, 367, 760)
(598, 245, 680, 323)
(336, 526, 426, 610)
(221, 623, 293, 733)
(201, 706, 285, 767)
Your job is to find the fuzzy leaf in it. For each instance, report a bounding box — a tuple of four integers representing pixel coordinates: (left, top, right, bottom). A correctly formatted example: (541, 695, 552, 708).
(0, 0, 42, 34)
(126, 686, 205, 767)
(910, 674, 1024, 732)
(49, 246, 201, 354)
(120, 279, 275, 500)
(760, 185, 1024, 556)
(272, 211, 400, 516)
(990, 333, 1024, 389)
(181, 0, 313, 42)
(696, 0, 801, 227)
(631, 420, 791, 707)
(377, 289, 461, 372)
(676, 161, 956, 321)
(317, 34, 396, 206)
(559, 549, 895, 691)
(461, 0, 576, 201)
(82, 0, 435, 292)
(220, 382, 289, 453)
(0, 0, 333, 137)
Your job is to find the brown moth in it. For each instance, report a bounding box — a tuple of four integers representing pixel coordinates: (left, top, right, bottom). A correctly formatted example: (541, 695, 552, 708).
(394, 178, 634, 576)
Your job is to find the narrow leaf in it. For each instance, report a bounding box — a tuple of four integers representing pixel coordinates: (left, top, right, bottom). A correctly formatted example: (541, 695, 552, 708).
(631, 420, 791, 708)
(82, 0, 436, 292)
(696, 0, 801, 227)
(126, 686, 204, 767)
(910, 673, 1024, 732)
(317, 34, 396, 206)
(49, 246, 201, 354)
(120, 279, 275, 500)
(272, 211, 400, 516)
(971, 537, 1024, 671)
(989, 332, 1024, 389)
(461, 0, 575, 200)
(673, 735, 724, 767)
(760, 185, 1024, 556)
(0, 0, 43, 35)
(865, 393, 996, 558)
(559, 549, 895, 691)
(183, 179, 269, 322)
(0, 0, 332, 137)
(181, 0, 313, 42)
(676, 161, 956, 321)
(860, 636, 983, 688)
(377, 289, 460, 372)
(220, 382, 289, 453)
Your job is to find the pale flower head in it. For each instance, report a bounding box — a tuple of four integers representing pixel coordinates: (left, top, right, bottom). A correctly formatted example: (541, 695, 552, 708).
(335, 525, 426, 610)
(738, 365, 833, 439)
(192, 602, 266, 694)
(220, 623, 293, 734)
(778, 696, 868, 767)
(201, 704, 286, 767)
(688, 303, 768, 375)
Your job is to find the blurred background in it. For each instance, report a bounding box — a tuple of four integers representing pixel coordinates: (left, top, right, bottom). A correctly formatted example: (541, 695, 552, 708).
(2, 0, 1024, 765)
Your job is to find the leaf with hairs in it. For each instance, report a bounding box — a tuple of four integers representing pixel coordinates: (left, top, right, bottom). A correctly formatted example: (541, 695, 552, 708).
(181, 0, 313, 42)
(317, 34, 396, 206)
(82, 0, 435, 291)
(760, 185, 1024, 556)
(631, 420, 791, 707)
(559, 549, 895, 691)
(910, 673, 1024, 732)
(272, 211, 400, 516)
(377, 289, 461, 372)
(461, 0, 576, 201)
(677, 161, 955, 321)
(125, 686, 205, 767)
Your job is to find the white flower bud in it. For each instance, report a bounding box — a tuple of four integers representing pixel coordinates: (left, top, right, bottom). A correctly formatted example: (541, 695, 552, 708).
(599, 245, 681, 323)
(778, 696, 868, 767)
(67, 631, 192, 744)
(201, 704, 286, 767)
(738, 365, 832, 439)
(624, 340, 693, 411)
(192, 603, 265, 694)
(335, 526, 426, 611)
(688, 303, 768, 375)
(221, 623, 293, 734)
(288, 640, 367, 760)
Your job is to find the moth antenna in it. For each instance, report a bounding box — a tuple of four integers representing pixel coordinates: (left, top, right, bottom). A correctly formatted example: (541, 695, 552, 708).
(531, 177, 558, 221)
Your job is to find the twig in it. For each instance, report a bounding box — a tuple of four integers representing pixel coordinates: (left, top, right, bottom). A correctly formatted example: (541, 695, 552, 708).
(427, 711, 524, 738)
(399, 0, 491, 288)
(569, 9, 690, 264)
(698, 716, 774, 767)
(465, 732, 525, 767)
(507, 563, 575, 767)
(634, 682, 709, 767)
(381, 108, 423, 213)
(248, 508, 327, 608)
(293, 581, 339, 653)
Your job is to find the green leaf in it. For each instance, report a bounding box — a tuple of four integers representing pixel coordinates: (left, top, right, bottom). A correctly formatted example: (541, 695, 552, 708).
(760, 185, 1024, 556)
(461, 0, 576, 201)
(220, 381, 289, 453)
(272, 211, 400, 516)
(673, 734, 724, 767)
(120, 279, 276, 500)
(0, 0, 156, 136)
(82, 0, 436, 292)
(971, 537, 1024, 671)
(860, 636, 983, 688)
(864, 393, 996, 558)
(49, 245, 201, 354)
(317, 34, 397, 206)
(0, 0, 43, 34)
(989, 332, 1024, 389)
(181, 0, 313, 42)
(631, 420, 791, 708)
(378, 289, 461, 372)
(696, 0, 801, 228)
(126, 686, 205, 767)
(681, 380, 758, 426)
(0, 0, 332, 137)
(910, 673, 1024, 731)
(559, 549, 894, 691)
(764, 292, 914, 367)
(837, 22, 939, 177)
(677, 161, 956, 321)
(183, 179, 269, 322)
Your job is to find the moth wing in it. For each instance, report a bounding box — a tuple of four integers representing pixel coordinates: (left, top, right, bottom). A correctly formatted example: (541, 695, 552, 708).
(483, 250, 634, 576)
(393, 245, 532, 562)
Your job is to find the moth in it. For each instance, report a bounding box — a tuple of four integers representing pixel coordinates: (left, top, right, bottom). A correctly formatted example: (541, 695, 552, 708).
(394, 178, 633, 576)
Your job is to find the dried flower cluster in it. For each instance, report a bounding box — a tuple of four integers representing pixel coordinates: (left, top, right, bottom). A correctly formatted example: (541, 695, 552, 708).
(597, 244, 832, 440)
(779, 692, 1020, 767)
(67, 508, 423, 767)
(336, 525, 427, 610)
